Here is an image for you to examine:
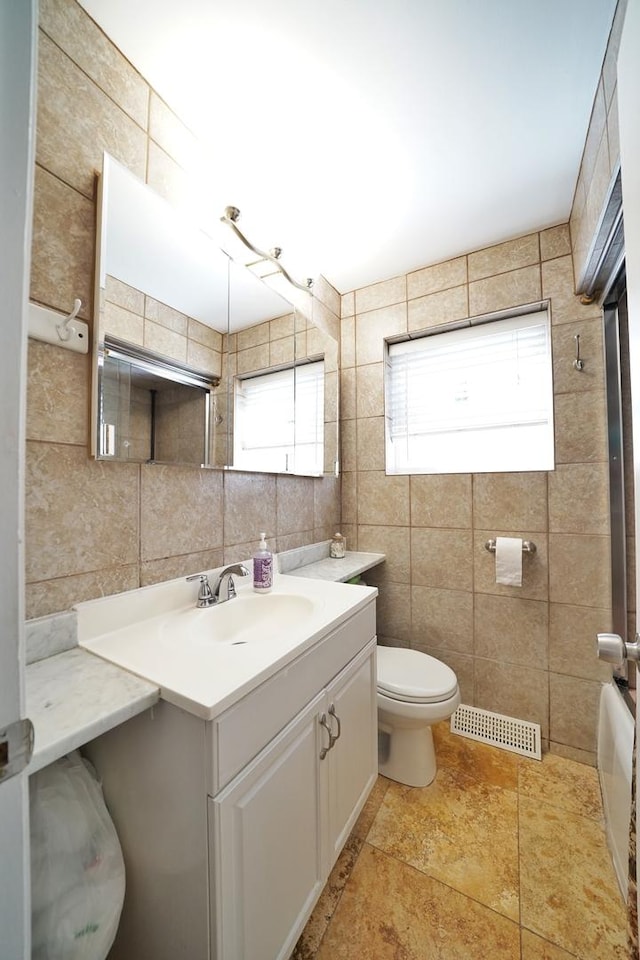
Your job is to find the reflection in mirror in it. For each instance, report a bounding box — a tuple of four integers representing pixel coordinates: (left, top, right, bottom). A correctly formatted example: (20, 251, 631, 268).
(98, 336, 218, 466)
(92, 153, 339, 475)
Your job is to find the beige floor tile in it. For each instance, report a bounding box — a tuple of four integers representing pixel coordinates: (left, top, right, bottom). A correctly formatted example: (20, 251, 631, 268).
(518, 750, 604, 821)
(519, 797, 627, 959)
(315, 843, 521, 960)
(292, 778, 390, 959)
(433, 722, 520, 791)
(520, 928, 581, 959)
(292, 835, 363, 960)
(366, 767, 520, 920)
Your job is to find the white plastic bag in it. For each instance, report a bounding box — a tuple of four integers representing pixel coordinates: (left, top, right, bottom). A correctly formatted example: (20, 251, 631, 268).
(30, 751, 125, 960)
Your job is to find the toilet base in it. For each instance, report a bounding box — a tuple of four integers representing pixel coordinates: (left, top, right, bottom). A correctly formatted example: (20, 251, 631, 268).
(378, 723, 436, 787)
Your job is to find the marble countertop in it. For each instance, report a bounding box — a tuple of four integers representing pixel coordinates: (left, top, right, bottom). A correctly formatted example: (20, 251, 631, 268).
(285, 550, 385, 583)
(26, 647, 159, 775)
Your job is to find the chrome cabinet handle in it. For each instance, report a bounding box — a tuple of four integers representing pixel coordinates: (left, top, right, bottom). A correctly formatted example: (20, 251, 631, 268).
(319, 714, 332, 759)
(328, 704, 341, 747)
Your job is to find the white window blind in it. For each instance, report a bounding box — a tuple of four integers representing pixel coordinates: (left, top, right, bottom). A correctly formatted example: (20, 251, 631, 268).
(385, 309, 554, 474)
(234, 360, 324, 474)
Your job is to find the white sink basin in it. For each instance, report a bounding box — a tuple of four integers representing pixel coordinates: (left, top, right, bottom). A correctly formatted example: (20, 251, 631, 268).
(77, 572, 377, 720)
(166, 592, 316, 648)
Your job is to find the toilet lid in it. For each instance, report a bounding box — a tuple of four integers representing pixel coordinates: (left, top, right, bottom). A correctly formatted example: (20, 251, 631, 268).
(377, 646, 458, 703)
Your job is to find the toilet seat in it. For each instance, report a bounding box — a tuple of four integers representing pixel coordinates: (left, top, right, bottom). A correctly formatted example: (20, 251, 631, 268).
(377, 647, 458, 704)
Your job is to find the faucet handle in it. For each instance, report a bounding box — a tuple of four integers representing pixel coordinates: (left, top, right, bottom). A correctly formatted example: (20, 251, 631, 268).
(186, 573, 215, 607)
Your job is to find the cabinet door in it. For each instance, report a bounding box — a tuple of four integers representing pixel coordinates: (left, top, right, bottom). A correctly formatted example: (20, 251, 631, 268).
(211, 692, 325, 960)
(325, 639, 378, 870)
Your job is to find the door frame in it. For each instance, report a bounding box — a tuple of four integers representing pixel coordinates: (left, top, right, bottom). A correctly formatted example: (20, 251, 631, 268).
(0, 1, 37, 956)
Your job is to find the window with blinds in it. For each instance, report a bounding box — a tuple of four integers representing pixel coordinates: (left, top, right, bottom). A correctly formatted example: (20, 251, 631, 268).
(233, 360, 325, 475)
(385, 308, 554, 474)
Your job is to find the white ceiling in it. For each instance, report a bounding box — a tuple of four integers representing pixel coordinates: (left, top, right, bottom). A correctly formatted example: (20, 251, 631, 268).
(79, 0, 617, 294)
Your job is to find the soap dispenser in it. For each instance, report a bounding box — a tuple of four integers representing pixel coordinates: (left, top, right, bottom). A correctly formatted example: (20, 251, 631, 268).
(253, 532, 273, 593)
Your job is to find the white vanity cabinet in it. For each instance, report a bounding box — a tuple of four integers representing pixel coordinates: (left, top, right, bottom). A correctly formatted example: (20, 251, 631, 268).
(211, 640, 377, 960)
(83, 595, 377, 960)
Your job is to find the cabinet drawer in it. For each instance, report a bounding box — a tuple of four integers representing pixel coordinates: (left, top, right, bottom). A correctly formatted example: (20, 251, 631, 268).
(210, 599, 376, 793)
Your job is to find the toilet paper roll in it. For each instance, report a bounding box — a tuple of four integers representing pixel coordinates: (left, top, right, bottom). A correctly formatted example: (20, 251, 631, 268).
(495, 537, 523, 587)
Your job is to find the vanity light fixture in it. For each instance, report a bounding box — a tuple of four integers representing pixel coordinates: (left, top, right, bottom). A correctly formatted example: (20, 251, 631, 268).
(220, 206, 314, 294)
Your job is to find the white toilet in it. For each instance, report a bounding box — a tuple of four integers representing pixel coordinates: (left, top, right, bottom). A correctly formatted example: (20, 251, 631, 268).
(377, 646, 460, 787)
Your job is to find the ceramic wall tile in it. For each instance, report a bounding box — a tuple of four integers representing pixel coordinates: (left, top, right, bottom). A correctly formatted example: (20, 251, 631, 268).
(186, 339, 221, 378)
(222, 471, 276, 545)
(26, 442, 139, 583)
(105, 276, 145, 314)
(473, 472, 548, 532)
(607, 87, 620, 173)
(469, 264, 542, 318)
(357, 472, 410, 526)
(549, 673, 602, 753)
(410, 473, 472, 528)
(140, 549, 224, 587)
(356, 362, 384, 418)
(341, 291, 355, 319)
(140, 464, 223, 560)
(148, 93, 202, 173)
(356, 418, 386, 471)
(407, 256, 467, 300)
(548, 462, 610, 535)
(551, 317, 605, 394)
(355, 302, 406, 365)
(144, 297, 189, 335)
(340, 367, 356, 420)
(143, 320, 187, 364)
(468, 233, 540, 282)
(102, 301, 145, 344)
(474, 530, 549, 601)
(37, 32, 146, 201)
(39, 0, 149, 129)
(474, 594, 549, 669)
(312, 275, 341, 319)
(539, 225, 571, 262)
(341, 419, 357, 474)
(27, 341, 89, 445)
(314, 477, 341, 531)
(355, 275, 406, 314)
(341, 472, 357, 525)
(407, 285, 468, 333)
(548, 534, 611, 608)
(475, 659, 549, 738)
(25, 565, 140, 621)
(357, 525, 410, 582)
(276, 475, 315, 536)
(553, 391, 607, 463)
(548, 741, 597, 768)
(411, 527, 473, 591)
(31, 168, 95, 318)
(411, 585, 473, 653)
(375, 582, 412, 644)
(548, 602, 612, 682)
(543, 255, 601, 326)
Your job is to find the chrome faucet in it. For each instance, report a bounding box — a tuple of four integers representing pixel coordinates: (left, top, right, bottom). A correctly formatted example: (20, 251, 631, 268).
(186, 564, 250, 608)
(212, 563, 250, 603)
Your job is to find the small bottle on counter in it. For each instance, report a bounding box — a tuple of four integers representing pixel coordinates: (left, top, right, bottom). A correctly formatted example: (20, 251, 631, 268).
(253, 532, 273, 592)
(330, 532, 346, 559)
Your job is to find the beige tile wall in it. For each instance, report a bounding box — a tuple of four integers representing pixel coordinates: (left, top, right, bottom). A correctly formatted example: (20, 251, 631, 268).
(29, 0, 620, 763)
(342, 226, 613, 763)
(570, 0, 627, 288)
(26, 0, 340, 619)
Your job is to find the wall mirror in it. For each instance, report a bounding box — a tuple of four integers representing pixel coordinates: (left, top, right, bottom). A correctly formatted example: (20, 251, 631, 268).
(92, 153, 339, 475)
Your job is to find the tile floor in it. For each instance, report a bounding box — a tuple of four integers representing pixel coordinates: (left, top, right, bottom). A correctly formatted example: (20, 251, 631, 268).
(292, 722, 629, 960)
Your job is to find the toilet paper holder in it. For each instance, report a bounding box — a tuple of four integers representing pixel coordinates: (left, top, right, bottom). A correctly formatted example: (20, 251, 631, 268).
(484, 539, 537, 555)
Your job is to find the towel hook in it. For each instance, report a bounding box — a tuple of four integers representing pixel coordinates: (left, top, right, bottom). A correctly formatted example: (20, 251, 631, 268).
(55, 298, 82, 342)
(573, 334, 585, 372)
